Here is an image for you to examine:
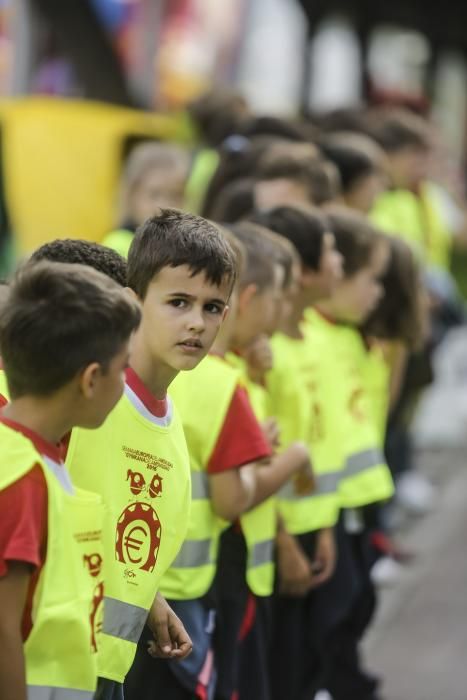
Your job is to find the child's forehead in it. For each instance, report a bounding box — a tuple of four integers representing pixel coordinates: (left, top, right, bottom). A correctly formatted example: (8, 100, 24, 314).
(149, 264, 232, 298)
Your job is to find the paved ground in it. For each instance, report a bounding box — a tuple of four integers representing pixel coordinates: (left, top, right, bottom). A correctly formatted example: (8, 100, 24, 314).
(364, 445, 467, 700)
(364, 327, 467, 700)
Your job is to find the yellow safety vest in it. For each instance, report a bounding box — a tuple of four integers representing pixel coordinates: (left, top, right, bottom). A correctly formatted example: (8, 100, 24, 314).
(0, 423, 103, 699)
(66, 388, 191, 683)
(226, 353, 276, 597)
(371, 183, 452, 270)
(268, 331, 341, 535)
(159, 355, 240, 600)
(305, 311, 394, 508)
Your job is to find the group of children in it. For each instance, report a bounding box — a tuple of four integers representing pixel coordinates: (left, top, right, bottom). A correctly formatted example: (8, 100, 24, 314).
(1, 99, 451, 700)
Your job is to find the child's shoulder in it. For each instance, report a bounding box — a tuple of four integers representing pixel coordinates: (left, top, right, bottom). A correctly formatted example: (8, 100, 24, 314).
(0, 422, 44, 488)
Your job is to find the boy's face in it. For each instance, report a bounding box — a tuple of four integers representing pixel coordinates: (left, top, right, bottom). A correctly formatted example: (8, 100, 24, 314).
(129, 166, 186, 226)
(81, 340, 131, 429)
(387, 145, 430, 190)
(346, 172, 387, 214)
(331, 240, 389, 324)
(233, 264, 283, 348)
(302, 232, 343, 302)
(137, 265, 230, 373)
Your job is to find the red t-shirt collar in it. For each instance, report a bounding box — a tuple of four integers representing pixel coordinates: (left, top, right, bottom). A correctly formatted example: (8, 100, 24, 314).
(125, 366, 168, 418)
(0, 416, 63, 463)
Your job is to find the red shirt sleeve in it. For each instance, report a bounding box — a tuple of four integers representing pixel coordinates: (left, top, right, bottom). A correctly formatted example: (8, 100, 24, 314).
(0, 394, 7, 408)
(207, 386, 272, 474)
(0, 465, 48, 577)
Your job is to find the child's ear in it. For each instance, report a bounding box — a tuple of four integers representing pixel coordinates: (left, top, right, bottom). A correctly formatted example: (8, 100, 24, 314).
(125, 287, 140, 302)
(238, 283, 258, 313)
(79, 362, 101, 399)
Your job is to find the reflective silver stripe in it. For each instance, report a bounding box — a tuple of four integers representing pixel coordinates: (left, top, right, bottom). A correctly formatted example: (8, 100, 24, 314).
(250, 539, 274, 568)
(279, 470, 340, 500)
(28, 687, 93, 700)
(102, 596, 148, 644)
(171, 538, 213, 568)
(191, 471, 209, 500)
(346, 448, 383, 477)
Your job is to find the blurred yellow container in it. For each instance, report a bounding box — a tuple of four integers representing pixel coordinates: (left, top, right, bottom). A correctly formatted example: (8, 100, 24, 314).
(0, 97, 193, 254)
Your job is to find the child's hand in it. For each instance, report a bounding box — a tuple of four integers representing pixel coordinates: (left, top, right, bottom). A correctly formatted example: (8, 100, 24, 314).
(293, 459, 316, 496)
(147, 593, 192, 660)
(261, 417, 281, 450)
(276, 530, 314, 596)
(311, 527, 336, 588)
(243, 334, 274, 384)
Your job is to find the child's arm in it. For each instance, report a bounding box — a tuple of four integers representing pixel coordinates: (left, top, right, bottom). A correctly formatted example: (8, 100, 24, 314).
(209, 468, 256, 521)
(310, 527, 336, 587)
(147, 592, 192, 660)
(275, 521, 314, 597)
(245, 441, 311, 509)
(0, 562, 30, 700)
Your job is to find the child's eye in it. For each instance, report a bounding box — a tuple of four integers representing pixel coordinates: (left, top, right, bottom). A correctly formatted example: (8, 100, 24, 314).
(205, 303, 224, 315)
(170, 299, 188, 309)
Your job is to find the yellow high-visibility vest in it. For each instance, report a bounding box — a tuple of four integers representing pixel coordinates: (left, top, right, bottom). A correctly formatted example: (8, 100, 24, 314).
(0, 423, 103, 698)
(268, 331, 341, 535)
(371, 183, 452, 270)
(304, 310, 394, 508)
(66, 388, 191, 683)
(226, 353, 276, 597)
(160, 355, 240, 600)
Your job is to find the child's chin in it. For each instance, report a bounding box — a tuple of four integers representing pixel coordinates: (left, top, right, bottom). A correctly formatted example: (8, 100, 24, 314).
(175, 355, 205, 371)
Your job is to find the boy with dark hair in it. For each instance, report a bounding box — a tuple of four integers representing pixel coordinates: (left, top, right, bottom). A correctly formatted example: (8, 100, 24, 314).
(212, 221, 312, 700)
(247, 206, 345, 699)
(369, 108, 452, 270)
(254, 146, 340, 210)
(31, 239, 128, 286)
(0, 261, 141, 700)
(65, 209, 238, 699)
(320, 132, 387, 214)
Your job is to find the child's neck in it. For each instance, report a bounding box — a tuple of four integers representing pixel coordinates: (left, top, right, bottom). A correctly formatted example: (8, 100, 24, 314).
(2, 397, 72, 446)
(314, 300, 346, 325)
(129, 348, 176, 400)
(279, 295, 308, 339)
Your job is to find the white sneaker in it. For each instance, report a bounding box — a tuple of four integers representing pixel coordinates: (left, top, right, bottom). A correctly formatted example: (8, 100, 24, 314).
(396, 471, 435, 515)
(370, 556, 404, 587)
(314, 691, 333, 700)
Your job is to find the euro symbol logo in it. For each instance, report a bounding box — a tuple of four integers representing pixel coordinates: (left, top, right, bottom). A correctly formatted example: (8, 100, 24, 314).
(123, 525, 146, 564)
(115, 502, 161, 572)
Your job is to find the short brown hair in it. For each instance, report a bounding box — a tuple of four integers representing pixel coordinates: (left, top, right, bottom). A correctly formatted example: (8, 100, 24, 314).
(0, 261, 141, 398)
(226, 222, 278, 292)
(251, 204, 329, 271)
(325, 205, 384, 276)
(31, 239, 127, 287)
(256, 146, 340, 205)
(320, 132, 386, 193)
(362, 237, 425, 349)
(127, 208, 237, 298)
(368, 109, 431, 153)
